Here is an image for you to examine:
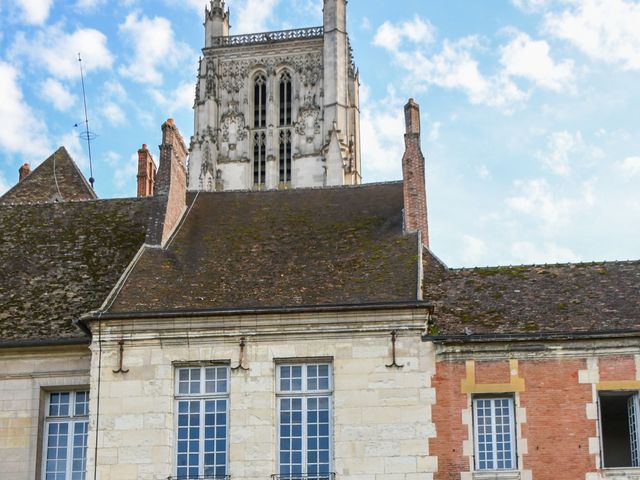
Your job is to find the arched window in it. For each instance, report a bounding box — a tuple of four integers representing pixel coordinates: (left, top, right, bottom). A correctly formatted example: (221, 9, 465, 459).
(253, 132, 266, 187)
(279, 129, 292, 184)
(254, 74, 267, 128)
(279, 71, 292, 126)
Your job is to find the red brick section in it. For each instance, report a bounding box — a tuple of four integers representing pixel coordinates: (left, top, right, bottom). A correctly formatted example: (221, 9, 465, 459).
(401, 98, 429, 248)
(430, 358, 598, 479)
(136, 144, 157, 197)
(519, 359, 596, 480)
(18, 163, 31, 182)
(431, 362, 470, 480)
(151, 118, 187, 245)
(599, 355, 637, 381)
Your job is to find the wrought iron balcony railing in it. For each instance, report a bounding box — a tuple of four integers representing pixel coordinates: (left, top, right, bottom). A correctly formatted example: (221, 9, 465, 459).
(210, 26, 324, 48)
(166, 476, 230, 480)
(271, 474, 336, 480)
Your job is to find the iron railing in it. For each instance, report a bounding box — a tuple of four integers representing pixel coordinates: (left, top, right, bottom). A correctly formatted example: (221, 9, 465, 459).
(210, 26, 324, 48)
(271, 474, 336, 480)
(167, 476, 230, 480)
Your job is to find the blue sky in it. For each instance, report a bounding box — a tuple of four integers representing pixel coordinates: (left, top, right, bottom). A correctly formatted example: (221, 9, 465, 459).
(0, 0, 638, 267)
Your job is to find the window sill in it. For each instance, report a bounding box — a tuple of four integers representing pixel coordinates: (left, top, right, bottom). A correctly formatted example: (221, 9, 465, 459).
(602, 468, 640, 479)
(473, 471, 521, 480)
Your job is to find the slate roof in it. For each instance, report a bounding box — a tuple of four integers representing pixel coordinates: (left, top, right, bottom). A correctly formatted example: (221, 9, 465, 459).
(106, 182, 421, 314)
(0, 147, 96, 205)
(0, 197, 160, 345)
(423, 252, 640, 338)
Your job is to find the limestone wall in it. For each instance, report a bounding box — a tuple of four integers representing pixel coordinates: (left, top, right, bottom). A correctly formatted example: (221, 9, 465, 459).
(0, 345, 90, 480)
(86, 310, 437, 480)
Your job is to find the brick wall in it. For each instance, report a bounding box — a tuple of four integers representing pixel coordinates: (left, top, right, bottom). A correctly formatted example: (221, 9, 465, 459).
(429, 355, 638, 480)
(402, 99, 429, 248)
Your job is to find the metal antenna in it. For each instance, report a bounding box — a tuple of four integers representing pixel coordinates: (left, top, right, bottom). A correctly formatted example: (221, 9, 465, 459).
(77, 53, 97, 189)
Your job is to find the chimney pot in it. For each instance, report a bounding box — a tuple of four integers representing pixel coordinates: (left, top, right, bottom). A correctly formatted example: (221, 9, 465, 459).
(137, 145, 157, 198)
(19, 163, 31, 182)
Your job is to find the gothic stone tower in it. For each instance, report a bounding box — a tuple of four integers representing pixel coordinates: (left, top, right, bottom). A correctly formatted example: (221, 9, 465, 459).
(188, 0, 361, 191)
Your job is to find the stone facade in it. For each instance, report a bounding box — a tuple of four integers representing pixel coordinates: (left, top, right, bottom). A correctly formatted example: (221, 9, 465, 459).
(188, 0, 361, 191)
(84, 307, 437, 480)
(0, 345, 90, 480)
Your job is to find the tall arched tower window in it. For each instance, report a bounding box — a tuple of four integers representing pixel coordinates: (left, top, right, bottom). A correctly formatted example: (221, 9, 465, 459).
(279, 71, 292, 127)
(253, 132, 266, 187)
(254, 74, 267, 128)
(279, 130, 292, 184)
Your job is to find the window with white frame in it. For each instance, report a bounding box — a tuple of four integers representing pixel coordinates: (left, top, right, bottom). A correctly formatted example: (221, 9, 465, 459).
(42, 391, 89, 480)
(473, 396, 517, 471)
(600, 391, 640, 468)
(277, 363, 332, 479)
(175, 366, 229, 479)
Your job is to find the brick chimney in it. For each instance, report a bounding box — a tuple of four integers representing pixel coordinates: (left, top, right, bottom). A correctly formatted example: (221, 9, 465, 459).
(149, 118, 188, 245)
(401, 98, 429, 248)
(18, 163, 31, 182)
(137, 144, 157, 197)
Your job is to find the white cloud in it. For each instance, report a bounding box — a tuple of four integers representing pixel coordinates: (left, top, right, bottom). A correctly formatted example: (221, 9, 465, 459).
(150, 83, 195, 115)
(506, 178, 594, 231)
(536, 130, 603, 176)
(103, 80, 128, 99)
(14, 0, 53, 25)
(510, 241, 581, 264)
(500, 30, 574, 92)
(618, 156, 640, 175)
(0, 61, 51, 159)
(228, 0, 280, 33)
(374, 16, 435, 53)
(511, 0, 553, 12)
(105, 151, 137, 192)
(102, 102, 126, 126)
(119, 13, 193, 85)
(40, 78, 76, 112)
(10, 26, 114, 80)
(373, 19, 529, 113)
(545, 0, 640, 71)
(477, 164, 491, 179)
(399, 37, 529, 111)
(359, 85, 405, 182)
(461, 235, 488, 264)
(75, 0, 106, 9)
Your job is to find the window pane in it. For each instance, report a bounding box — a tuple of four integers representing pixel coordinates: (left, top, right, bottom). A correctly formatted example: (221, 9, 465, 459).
(307, 396, 331, 475)
(45, 422, 69, 478)
(74, 392, 89, 417)
(474, 397, 515, 471)
(279, 397, 303, 475)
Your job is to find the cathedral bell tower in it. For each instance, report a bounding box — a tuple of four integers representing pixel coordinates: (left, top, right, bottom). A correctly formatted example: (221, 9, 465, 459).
(188, 0, 361, 191)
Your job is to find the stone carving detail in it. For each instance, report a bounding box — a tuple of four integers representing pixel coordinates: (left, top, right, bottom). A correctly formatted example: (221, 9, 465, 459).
(220, 60, 250, 94)
(295, 95, 321, 143)
(205, 60, 216, 97)
(220, 102, 248, 149)
(298, 53, 322, 87)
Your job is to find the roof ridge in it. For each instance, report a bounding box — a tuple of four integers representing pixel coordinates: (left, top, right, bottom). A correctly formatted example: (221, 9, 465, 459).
(187, 180, 403, 196)
(450, 259, 640, 272)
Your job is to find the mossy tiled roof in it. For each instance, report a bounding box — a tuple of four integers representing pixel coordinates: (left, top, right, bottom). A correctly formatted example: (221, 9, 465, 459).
(0, 147, 96, 205)
(107, 182, 421, 313)
(0, 197, 158, 345)
(423, 253, 640, 337)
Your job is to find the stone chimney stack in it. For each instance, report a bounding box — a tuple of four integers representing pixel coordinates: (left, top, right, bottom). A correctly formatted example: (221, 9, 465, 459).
(18, 163, 31, 182)
(149, 119, 188, 245)
(401, 99, 429, 248)
(204, 0, 229, 47)
(137, 144, 157, 197)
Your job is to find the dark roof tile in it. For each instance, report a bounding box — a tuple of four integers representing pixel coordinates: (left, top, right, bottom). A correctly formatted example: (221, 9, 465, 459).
(107, 182, 421, 313)
(0, 147, 96, 205)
